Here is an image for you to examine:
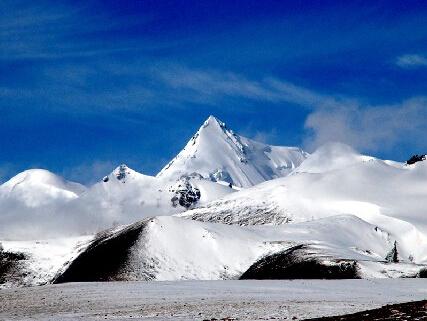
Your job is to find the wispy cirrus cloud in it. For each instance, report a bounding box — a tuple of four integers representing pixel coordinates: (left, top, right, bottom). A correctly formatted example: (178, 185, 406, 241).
(155, 65, 427, 153)
(0, 0, 157, 61)
(153, 65, 346, 108)
(396, 54, 427, 68)
(2, 58, 426, 154)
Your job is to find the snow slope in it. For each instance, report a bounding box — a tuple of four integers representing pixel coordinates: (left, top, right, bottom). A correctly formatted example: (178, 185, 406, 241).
(0, 235, 92, 288)
(157, 116, 308, 187)
(0, 169, 86, 207)
(0, 170, 90, 239)
(51, 214, 425, 284)
(179, 143, 427, 265)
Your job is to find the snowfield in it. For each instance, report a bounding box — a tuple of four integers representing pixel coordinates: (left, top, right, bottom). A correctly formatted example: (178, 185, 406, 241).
(179, 143, 427, 265)
(1, 279, 426, 321)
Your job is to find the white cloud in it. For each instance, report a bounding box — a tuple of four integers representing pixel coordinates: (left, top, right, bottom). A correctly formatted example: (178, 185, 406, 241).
(304, 97, 427, 152)
(396, 54, 427, 68)
(0, 1, 155, 60)
(156, 66, 427, 153)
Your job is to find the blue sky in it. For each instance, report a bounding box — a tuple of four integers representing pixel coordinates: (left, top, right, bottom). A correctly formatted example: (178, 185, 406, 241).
(1, 0, 427, 184)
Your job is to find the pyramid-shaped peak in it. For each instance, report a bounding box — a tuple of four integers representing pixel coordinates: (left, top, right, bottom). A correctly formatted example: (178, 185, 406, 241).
(157, 116, 308, 186)
(202, 115, 226, 129)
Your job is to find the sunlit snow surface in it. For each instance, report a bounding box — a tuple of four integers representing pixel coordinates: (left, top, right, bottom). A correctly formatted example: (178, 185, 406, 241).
(157, 116, 308, 187)
(1, 235, 92, 288)
(126, 215, 401, 281)
(180, 143, 427, 265)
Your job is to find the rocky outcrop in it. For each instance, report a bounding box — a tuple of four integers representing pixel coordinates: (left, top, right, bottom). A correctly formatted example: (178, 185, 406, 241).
(170, 179, 201, 209)
(406, 154, 426, 165)
(0, 248, 27, 286)
(240, 245, 360, 279)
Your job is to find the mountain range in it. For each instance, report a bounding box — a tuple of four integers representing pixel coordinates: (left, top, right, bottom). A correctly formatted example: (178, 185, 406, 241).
(0, 116, 307, 239)
(1, 116, 427, 288)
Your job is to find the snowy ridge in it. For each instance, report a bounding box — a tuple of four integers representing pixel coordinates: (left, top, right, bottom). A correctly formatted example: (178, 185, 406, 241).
(178, 143, 427, 266)
(3, 213, 426, 287)
(0, 116, 306, 239)
(157, 116, 308, 187)
(41, 214, 425, 285)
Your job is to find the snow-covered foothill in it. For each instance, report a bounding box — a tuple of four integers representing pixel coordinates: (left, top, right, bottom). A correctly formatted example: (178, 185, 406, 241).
(0, 235, 92, 288)
(51, 214, 425, 284)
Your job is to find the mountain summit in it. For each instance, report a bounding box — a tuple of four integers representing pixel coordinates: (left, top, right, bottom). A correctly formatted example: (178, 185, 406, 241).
(157, 115, 308, 187)
(0, 169, 86, 207)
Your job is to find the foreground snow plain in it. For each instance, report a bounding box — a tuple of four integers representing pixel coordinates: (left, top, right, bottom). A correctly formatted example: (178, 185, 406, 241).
(1, 279, 426, 321)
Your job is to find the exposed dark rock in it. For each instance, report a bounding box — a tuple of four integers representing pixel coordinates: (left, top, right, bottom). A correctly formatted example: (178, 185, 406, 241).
(418, 268, 427, 278)
(406, 154, 426, 165)
(210, 169, 232, 184)
(303, 300, 427, 321)
(0, 250, 27, 285)
(115, 164, 130, 182)
(53, 220, 148, 283)
(182, 172, 204, 180)
(240, 245, 359, 279)
(170, 179, 201, 209)
(102, 176, 109, 182)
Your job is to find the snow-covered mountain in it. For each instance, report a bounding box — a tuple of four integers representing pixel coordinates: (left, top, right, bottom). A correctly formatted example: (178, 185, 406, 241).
(0, 169, 86, 208)
(0, 116, 306, 239)
(178, 143, 427, 265)
(0, 164, 236, 239)
(2, 142, 427, 287)
(157, 116, 308, 187)
(3, 118, 427, 286)
(74, 164, 234, 230)
(0, 170, 89, 239)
